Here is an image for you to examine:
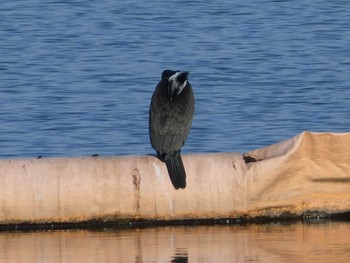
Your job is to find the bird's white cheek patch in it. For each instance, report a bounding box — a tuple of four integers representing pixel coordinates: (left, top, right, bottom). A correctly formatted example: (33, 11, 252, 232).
(177, 80, 187, 95)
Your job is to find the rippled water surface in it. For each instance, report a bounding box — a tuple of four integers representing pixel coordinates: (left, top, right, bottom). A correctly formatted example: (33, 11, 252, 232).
(1, 222, 350, 262)
(1, 0, 349, 158)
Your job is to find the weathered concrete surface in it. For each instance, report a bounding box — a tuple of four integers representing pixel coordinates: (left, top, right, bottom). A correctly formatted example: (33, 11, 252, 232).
(243, 131, 350, 217)
(0, 131, 349, 224)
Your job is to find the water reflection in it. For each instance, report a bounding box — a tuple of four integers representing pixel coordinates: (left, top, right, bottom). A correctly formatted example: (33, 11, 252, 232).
(171, 248, 188, 263)
(1, 222, 350, 262)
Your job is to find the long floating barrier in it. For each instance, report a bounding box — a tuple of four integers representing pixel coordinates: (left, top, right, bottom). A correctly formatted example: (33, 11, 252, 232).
(1, 131, 349, 225)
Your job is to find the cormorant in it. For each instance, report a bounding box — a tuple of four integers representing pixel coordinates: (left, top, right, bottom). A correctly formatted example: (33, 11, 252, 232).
(149, 70, 195, 189)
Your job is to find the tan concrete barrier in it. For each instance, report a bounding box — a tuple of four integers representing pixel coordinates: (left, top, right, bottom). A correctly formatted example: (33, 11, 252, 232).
(1, 131, 349, 225)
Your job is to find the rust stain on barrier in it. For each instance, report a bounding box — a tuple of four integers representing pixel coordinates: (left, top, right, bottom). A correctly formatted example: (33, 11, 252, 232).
(132, 168, 141, 214)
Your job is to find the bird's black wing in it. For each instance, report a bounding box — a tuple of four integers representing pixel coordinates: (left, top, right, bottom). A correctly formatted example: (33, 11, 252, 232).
(149, 81, 194, 155)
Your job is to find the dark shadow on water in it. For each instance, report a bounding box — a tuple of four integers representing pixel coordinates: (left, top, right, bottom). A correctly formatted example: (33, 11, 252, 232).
(1, 212, 350, 232)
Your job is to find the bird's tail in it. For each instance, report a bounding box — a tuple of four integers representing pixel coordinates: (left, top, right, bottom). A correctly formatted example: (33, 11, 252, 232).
(165, 152, 186, 189)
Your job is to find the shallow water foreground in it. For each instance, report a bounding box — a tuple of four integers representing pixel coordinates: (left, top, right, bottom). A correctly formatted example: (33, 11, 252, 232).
(1, 222, 350, 262)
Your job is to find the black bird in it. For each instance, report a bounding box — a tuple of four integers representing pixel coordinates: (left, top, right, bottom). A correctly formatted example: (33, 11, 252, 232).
(149, 70, 195, 189)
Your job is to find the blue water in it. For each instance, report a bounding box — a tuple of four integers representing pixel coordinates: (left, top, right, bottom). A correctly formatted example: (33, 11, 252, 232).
(1, 0, 349, 158)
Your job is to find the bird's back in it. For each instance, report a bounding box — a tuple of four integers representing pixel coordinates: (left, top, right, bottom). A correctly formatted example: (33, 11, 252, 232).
(149, 79, 194, 156)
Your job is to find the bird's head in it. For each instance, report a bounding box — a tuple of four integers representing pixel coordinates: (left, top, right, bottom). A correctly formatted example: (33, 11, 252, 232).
(162, 70, 189, 100)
